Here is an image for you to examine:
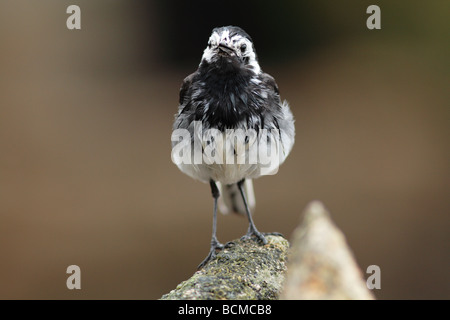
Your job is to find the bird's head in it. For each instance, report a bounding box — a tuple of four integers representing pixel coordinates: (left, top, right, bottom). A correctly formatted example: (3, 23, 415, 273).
(200, 26, 261, 74)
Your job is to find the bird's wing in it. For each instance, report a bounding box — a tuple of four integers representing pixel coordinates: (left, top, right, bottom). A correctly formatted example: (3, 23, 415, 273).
(179, 72, 196, 105)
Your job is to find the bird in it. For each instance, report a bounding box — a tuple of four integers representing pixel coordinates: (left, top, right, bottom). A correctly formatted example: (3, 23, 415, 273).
(172, 26, 295, 268)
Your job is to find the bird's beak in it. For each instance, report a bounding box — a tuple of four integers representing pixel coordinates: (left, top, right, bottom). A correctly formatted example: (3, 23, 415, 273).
(217, 43, 235, 56)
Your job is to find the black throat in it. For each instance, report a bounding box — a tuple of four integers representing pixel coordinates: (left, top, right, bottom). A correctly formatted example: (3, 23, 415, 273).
(195, 58, 257, 130)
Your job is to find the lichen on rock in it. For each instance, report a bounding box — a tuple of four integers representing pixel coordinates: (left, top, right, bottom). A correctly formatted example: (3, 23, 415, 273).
(160, 234, 289, 300)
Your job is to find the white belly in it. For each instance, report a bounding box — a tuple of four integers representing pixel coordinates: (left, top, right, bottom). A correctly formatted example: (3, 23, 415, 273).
(173, 122, 291, 184)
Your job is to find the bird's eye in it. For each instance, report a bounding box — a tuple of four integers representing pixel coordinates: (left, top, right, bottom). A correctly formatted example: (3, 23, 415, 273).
(240, 44, 247, 53)
(208, 41, 212, 48)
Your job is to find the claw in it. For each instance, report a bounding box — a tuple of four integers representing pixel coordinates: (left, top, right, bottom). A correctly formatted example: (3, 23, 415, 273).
(197, 242, 224, 269)
(263, 231, 285, 239)
(241, 229, 267, 245)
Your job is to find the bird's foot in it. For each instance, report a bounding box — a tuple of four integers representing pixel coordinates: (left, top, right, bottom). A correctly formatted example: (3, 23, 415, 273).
(197, 240, 224, 269)
(240, 227, 268, 245)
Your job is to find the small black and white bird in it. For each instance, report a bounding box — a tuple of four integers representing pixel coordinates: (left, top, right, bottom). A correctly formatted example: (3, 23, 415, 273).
(172, 26, 295, 268)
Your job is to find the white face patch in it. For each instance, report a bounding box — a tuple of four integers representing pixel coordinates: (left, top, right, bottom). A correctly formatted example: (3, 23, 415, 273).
(200, 29, 261, 74)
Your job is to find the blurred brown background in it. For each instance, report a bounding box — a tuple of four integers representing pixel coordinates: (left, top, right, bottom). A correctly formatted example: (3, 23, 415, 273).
(0, 0, 449, 299)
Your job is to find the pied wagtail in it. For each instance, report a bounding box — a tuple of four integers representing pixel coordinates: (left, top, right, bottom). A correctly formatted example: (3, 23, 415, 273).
(172, 26, 295, 268)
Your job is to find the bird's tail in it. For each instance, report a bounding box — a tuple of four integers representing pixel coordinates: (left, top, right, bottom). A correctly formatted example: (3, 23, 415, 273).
(217, 179, 255, 215)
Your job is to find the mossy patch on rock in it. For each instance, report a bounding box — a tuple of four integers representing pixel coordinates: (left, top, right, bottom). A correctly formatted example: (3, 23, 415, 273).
(160, 235, 289, 300)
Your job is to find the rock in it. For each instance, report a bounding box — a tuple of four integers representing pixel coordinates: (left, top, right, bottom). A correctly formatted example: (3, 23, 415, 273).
(161, 201, 374, 300)
(280, 201, 375, 300)
(160, 235, 289, 300)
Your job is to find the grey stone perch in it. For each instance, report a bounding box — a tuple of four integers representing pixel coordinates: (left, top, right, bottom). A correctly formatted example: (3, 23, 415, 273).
(280, 201, 375, 300)
(161, 201, 374, 300)
(161, 235, 289, 300)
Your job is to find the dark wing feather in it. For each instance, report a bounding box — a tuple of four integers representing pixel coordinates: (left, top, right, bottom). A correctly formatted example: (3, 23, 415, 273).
(179, 72, 196, 105)
(260, 72, 280, 96)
